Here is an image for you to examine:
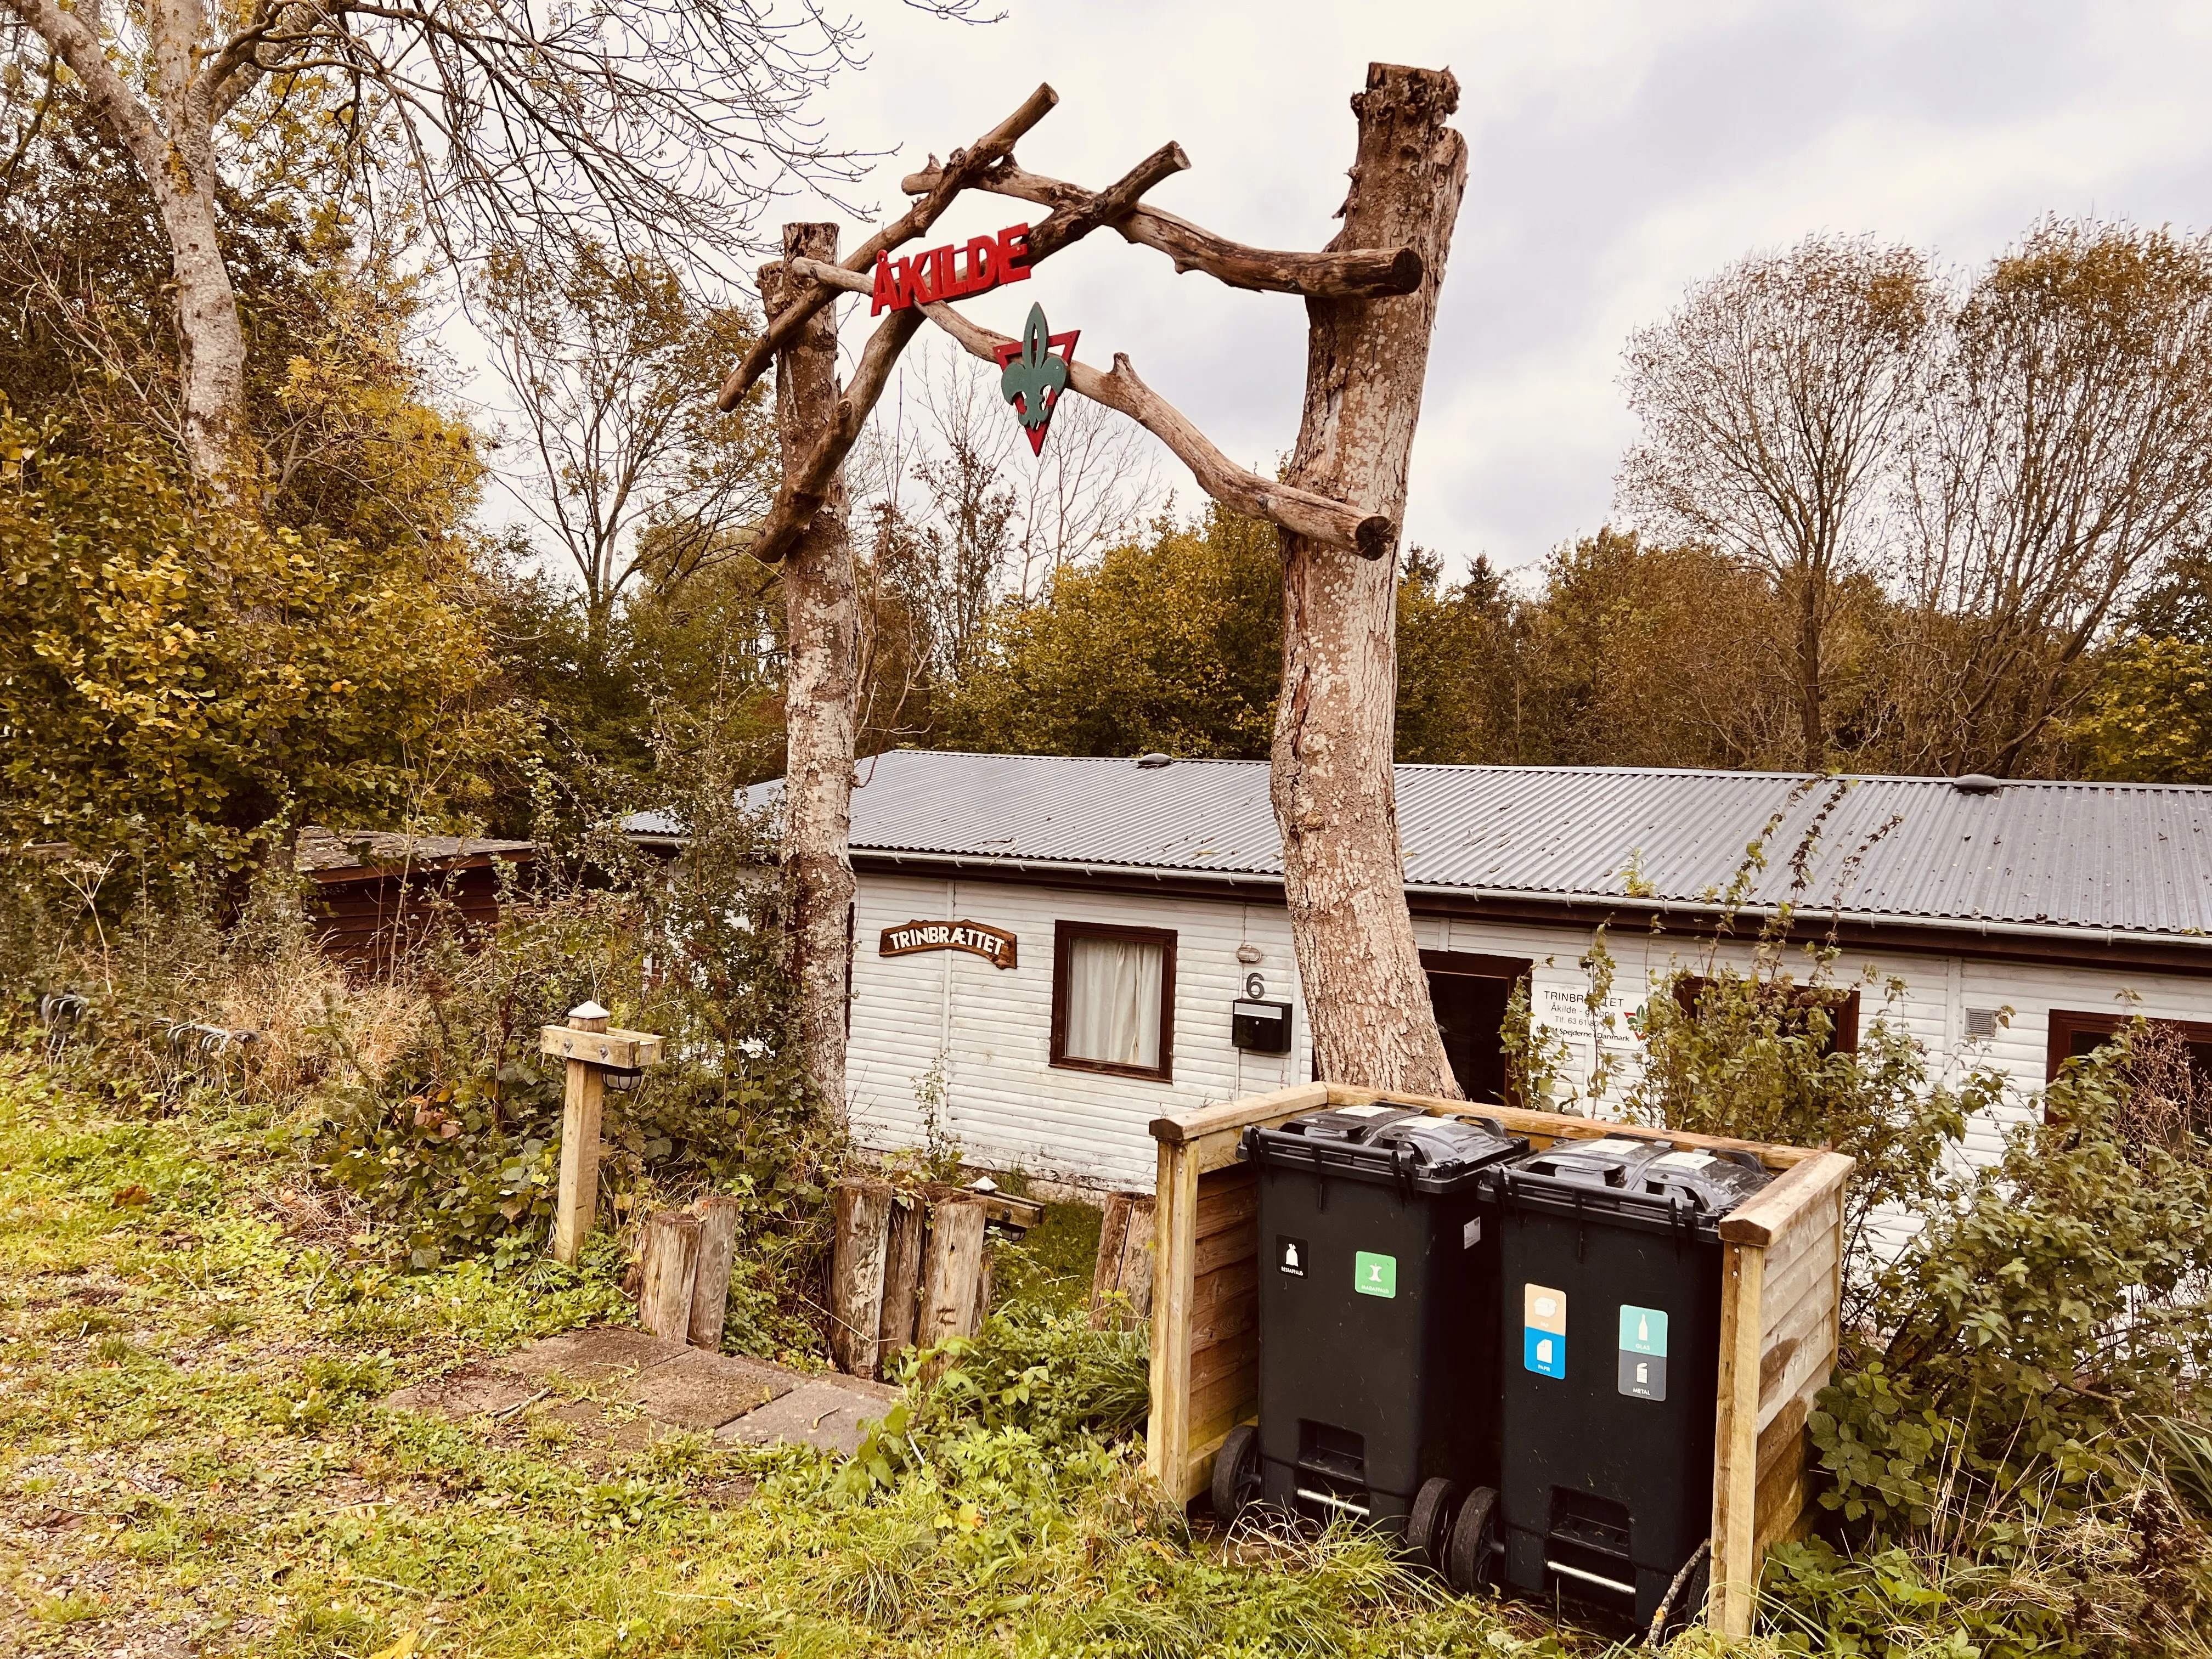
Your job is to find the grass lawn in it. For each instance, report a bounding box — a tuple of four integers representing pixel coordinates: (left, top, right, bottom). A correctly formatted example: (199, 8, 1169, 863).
(0, 1056, 1665, 1658)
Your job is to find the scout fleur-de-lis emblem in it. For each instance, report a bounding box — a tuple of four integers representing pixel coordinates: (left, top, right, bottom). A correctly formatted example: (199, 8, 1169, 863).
(993, 303, 1080, 456)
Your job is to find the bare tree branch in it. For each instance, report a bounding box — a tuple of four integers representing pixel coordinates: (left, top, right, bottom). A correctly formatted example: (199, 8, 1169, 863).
(898, 156, 1424, 299)
(741, 140, 1204, 563)
(918, 292, 1391, 556)
(740, 302, 926, 565)
(716, 82, 1058, 411)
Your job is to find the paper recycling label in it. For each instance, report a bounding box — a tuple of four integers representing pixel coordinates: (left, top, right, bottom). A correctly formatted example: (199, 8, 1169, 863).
(1523, 1283, 1566, 1379)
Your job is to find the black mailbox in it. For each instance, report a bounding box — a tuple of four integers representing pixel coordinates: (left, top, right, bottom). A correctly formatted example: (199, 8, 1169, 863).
(1233, 998, 1293, 1054)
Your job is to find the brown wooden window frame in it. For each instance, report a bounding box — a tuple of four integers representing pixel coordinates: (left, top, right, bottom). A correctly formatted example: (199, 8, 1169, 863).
(1050, 919, 1178, 1083)
(1673, 975, 1861, 1055)
(2046, 1008, 2212, 1084)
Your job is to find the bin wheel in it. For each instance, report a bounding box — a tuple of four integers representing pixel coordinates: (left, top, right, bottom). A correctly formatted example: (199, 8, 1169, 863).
(1407, 1478, 1460, 1570)
(1444, 1485, 1498, 1595)
(1211, 1423, 1262, 1527)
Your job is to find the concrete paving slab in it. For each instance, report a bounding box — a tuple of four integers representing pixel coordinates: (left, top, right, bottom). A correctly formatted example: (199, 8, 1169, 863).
(714, 1377, 895, 1458)
(613, 1347, 800, 1432)
(541, 1397, 664, 1450)
(383, 1360, 541, 1421)
(498, 1327, 690, 1385)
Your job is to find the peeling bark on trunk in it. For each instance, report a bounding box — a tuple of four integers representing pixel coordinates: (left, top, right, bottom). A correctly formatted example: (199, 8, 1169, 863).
(159, 156, 251, 490)
(10, 0, 251, 491)
(1272, 64, 1469, 1097)
(763, 224, 859, 1122)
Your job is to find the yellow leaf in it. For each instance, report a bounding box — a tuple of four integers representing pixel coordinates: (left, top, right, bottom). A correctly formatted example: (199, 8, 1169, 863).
(369, 1633, 419, 1659)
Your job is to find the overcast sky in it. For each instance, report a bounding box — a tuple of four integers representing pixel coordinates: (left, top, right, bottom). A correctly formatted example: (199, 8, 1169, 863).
(721, 0, 2207, 575)
(469, 2, 2212, 579)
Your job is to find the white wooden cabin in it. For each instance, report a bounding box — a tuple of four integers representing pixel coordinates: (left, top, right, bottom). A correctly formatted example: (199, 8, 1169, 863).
(628, 752, 2212, 1193)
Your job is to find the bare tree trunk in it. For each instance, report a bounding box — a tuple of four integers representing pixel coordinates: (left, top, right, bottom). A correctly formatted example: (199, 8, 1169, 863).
(156, 126, 250, 489)
(1794, 577, 1826, 771)
(1272, 64, 1468, 1096)
(12, 0, 250, 489)
(764, 224, 859, 1121)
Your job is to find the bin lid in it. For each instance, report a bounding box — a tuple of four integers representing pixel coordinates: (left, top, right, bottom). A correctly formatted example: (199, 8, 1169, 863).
(1498, 1135, 1774, 1229)
(1243, 1104, 1527, 1193)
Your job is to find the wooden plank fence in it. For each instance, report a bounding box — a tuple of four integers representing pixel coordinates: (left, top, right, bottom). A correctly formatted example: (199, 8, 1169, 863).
(1144, 1080, 1851, 1638)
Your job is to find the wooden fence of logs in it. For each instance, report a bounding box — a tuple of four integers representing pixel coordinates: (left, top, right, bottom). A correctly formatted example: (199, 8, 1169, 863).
(824, 1180, 1043, 1379)
(633, 1194, 744, 1349)
(641, 1176, 1164, 1373)
(822, 1179, 1160, 1378)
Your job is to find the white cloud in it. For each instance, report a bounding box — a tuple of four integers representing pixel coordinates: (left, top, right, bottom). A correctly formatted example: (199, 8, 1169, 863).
(455, 1, 2212, 576)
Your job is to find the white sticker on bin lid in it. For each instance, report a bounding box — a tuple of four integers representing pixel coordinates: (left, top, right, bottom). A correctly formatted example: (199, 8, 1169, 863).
(1333, 1104, 1398, 1119)
(1575, 1137, 1649, 1156)
(1654, 1150, 1717, 1169)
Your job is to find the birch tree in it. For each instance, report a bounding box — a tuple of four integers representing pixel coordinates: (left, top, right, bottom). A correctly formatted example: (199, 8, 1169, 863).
(760, 226, 860, 1119)
(0, 0, 885, 493)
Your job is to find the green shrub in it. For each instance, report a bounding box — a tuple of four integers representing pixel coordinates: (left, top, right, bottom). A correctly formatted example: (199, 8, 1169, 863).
(1810, 1030, 2212, 1540)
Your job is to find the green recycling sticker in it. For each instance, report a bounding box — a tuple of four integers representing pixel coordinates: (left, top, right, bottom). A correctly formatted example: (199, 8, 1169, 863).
(1354, 1250, 1397, 1298)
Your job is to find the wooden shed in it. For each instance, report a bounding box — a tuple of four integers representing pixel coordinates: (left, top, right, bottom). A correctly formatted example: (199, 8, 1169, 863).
(297, 826, 538, 969)
(1144, 1080, 1852, 1637)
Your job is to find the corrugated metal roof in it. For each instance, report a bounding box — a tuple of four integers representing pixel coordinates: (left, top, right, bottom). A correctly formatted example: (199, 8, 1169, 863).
(297, 825, 538, 874)
(624, 751, 2212, 940)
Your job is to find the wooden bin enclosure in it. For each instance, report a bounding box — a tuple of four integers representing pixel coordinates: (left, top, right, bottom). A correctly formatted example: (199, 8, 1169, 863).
(1145, 1081, 1852, 1637)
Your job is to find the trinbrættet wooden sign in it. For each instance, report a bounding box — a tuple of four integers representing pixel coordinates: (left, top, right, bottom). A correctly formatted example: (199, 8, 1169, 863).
(879, 919, 1019, 969)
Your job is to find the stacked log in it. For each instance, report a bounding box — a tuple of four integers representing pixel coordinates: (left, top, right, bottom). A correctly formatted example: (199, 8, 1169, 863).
(827, 1178, 1041, 1380)
(1088, 1190, 1156, 1330)
(633, 1193, 747, 1352)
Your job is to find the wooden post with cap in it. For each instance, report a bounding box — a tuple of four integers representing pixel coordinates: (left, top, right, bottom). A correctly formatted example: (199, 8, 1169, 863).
(543, 1000, 665, 1265)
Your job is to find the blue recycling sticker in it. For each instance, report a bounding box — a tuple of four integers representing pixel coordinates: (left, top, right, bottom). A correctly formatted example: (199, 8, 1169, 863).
(1523, 1325, 1565, 1378)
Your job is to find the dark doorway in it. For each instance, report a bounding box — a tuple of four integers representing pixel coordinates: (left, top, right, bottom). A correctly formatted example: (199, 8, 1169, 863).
(1421, 950, 1532, 1104)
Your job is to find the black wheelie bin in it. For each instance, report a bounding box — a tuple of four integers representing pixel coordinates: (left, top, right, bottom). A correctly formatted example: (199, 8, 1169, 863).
(1479, 1134, 1774, 1632)
(1211, 1103, 1527, 1572)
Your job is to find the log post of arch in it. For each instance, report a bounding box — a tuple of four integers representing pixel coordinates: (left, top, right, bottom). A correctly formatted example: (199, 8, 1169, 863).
(1272, 64, 1470, 1096)
(762, 224, 861, 1124)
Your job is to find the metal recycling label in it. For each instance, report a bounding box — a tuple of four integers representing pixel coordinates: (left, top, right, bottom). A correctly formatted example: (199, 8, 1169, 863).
(1618, 1304, 1669, 1400)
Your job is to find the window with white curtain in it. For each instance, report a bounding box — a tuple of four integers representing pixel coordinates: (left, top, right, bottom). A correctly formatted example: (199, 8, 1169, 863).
(1052, 922, 1176, 1080)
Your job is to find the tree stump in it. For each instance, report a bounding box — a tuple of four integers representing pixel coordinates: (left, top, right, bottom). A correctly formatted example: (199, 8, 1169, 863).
(916, 1195, 990, 1379)
(687, 1194, 744, 1352)
(1089, 1190, 1156, 1330)
(637, 1212, 702, 1342)
(828, 1178, 896, 1376)
(877, 1193, 928, 1379)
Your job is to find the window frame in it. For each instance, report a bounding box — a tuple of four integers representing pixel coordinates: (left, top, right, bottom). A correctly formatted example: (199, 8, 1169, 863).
(2046, 1008, 2212, 1083)
(1049, 919, 1178, 1082)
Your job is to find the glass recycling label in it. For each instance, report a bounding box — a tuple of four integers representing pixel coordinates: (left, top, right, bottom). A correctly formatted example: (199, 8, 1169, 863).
(1618, 1303, 1669, 1400)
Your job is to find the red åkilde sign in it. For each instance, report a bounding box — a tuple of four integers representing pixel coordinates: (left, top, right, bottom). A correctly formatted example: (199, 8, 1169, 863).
(871, 224, 1034, 315)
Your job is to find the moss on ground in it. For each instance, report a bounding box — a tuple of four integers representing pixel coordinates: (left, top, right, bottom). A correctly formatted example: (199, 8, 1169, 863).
(0, 1056, 1661, 1657)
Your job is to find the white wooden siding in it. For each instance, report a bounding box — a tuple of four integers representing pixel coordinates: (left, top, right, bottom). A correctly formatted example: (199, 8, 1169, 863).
(847, 874, 1308, 1190)
(845, 871, 2212, 1193)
